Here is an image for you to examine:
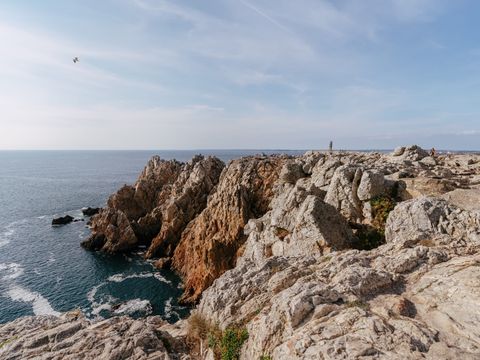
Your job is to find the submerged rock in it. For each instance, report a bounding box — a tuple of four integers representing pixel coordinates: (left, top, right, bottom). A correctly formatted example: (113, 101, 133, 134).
(81, 207, 100, 216)
(52, 215, 74, 226)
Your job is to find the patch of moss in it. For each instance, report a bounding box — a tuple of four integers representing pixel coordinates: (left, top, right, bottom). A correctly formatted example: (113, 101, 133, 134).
(354, 227, 385, 250)
(345, 300, 370, 310)
(353, 195, 396, 250)
(0, 336, 18, 349)
(370, 195, 396, 230)
(274, 227, 290, 240)
(260, 356, 272, 360)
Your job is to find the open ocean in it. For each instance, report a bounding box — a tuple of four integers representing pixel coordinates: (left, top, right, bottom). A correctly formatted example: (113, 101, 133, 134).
(0, 150, 306, 324)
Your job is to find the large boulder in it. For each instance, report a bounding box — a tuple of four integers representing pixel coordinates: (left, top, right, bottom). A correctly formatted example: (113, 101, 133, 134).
(385, 197, 480, 248)
(357, 170, 386, 201)
(241, 180, 353, 266)
(324, 165, 364, 222)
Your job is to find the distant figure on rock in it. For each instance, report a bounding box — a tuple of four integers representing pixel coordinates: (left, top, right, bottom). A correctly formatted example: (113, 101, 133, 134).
(430, 147, 436, 157)
(329, 141, 333, 153)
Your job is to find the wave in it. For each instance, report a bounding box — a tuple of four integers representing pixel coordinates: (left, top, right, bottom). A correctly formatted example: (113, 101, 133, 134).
(113, 299, 152, 316)
(0, 223, 17, 248)
(107, 272, 172, 285)
(0, 263, 24, 280)
(7, 285, 60, 316)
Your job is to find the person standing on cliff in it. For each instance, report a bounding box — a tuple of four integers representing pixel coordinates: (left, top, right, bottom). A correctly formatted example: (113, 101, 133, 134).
(430, 147, 436, 157)
(329, 141, 333, 153)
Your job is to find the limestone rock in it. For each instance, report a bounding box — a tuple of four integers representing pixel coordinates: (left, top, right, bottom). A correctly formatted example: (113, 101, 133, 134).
(324, 165, 364, 222)
(441, 188, 480, 211)
(357, 170, 385, 201)
(392, 146, 405, 156)
(83, 155, 224, 254)
(0, 312, 192, 359)
(240, 181, 353, 266)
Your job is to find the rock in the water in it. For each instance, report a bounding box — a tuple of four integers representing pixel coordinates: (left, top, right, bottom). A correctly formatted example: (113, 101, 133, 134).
(153, 257, 171, 269)
(81, 207, 100, 216)
(52, 215, 74, 226)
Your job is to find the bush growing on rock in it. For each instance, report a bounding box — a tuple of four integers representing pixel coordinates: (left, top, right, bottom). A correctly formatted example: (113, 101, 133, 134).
(218, 327, 249, 360)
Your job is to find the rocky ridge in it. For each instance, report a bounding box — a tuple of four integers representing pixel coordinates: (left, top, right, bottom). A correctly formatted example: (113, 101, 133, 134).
(2, 146, 480, 359)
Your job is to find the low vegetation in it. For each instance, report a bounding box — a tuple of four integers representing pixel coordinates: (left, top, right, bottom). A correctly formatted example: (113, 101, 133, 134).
(187, 313, 249, 360)
(353, 195, 396, 250)
(370, 195, 396, 230)
(345, 300, 370, 311)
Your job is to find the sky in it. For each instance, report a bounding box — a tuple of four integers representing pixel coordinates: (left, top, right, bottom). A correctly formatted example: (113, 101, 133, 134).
(0, 0, 479, 150)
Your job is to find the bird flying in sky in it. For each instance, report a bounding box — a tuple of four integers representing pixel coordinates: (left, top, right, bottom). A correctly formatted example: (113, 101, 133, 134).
(73, 57, 79, 63)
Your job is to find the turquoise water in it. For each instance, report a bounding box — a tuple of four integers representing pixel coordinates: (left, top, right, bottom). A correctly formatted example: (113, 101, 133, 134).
(0, 150, 305, 324)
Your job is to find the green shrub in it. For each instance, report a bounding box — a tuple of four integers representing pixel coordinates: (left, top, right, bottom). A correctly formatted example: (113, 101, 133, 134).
(353, 195, 396, 250)
(260, 356, 272, 360)
(219, 327, 249, 360)
(354, 227, 385, 250)
(370, 195, 396, 230)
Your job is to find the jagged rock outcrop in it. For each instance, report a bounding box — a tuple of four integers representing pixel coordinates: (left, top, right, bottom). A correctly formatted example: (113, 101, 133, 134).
(4, 146, 480, 359)
(197, 196, 480, 359)
(82, 155, 224, 254)
(172, 156, 288, 304)
(0, 311, 192, 360)
(145, 156, 225, 258)
(240, 162, 354, 266)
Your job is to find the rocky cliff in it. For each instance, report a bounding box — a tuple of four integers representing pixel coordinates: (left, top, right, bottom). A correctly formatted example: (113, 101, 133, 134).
(3, 147, 480, 359)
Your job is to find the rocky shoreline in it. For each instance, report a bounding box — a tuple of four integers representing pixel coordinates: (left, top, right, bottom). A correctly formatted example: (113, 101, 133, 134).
(2, 146, 480, 359)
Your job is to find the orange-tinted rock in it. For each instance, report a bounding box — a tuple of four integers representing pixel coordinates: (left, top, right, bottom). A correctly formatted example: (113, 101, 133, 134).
(172, 155, 287, 304)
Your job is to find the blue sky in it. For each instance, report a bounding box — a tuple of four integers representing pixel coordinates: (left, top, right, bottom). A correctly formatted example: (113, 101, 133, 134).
(1, 0, 479, 149)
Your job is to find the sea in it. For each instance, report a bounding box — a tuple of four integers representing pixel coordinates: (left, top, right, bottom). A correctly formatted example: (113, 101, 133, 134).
(0, 150, 306, 324)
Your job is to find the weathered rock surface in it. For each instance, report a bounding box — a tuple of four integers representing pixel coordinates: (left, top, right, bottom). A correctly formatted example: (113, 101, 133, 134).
(26, 146, 472, 359)
(0, 311, 192, 360)
(172, 155, 287, 303)
(197, 195, 480, 359)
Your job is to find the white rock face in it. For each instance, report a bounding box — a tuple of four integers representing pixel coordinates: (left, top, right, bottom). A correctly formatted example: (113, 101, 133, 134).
(324, 165, 364, 222)
(198, 194, 480, 359)
(241, 179, 353, 266)
(385, 197, 480, 248)
(0, 311, 192, 359)
(357, 170, 386, 201)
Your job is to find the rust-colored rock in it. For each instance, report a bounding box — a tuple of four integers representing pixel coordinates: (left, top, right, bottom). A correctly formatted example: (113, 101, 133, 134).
(172, 156, 287, 304)
(145, 155, 225, 258)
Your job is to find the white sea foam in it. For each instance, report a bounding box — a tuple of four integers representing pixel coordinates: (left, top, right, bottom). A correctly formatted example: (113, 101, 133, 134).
(7, 285, 60, 316)
(164, 297, 180, 320)
(113, 299, 152, 316)
(107, 272, 171, 284)
(0, 225, 15, 248)
(0, 263, 24, 280)
(153, 273, 172, 284)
